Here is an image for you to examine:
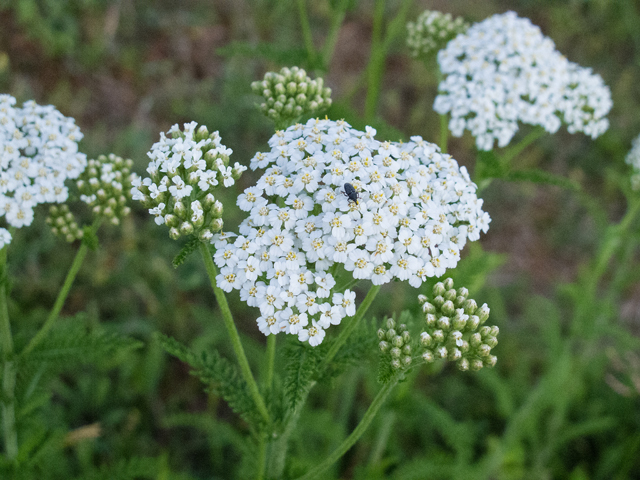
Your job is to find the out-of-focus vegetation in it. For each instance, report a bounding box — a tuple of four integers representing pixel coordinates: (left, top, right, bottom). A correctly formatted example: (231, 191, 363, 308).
(1, 0, 640, 478)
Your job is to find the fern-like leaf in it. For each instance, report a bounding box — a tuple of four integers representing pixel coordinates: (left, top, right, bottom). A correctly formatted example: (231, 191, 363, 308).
(172, 237, 201, 268)
(283, 343, 321, 412)
(156, 333, 262, 427)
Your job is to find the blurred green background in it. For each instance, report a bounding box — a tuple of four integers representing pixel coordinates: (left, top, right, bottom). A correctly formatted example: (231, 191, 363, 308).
(1, 0, 640, 478)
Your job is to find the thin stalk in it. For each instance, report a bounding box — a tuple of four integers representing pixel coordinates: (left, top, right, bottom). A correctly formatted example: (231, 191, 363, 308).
(296, 0, 316, 62)
(499, 126, 546, 170)
(323, 284, 381, 368)
(295, 379, 398, 480)
(265, 334, 276, 392)
(255, 434, 267, 480)
(0, 246, 17, 459)
(198, 242, 270, 424)
(321, 0, 349, 68)
(23, 218, 102, 357)
(267, 283, 381, 477)
(439, 114, 449, 153)
(364, 0, 386, 121)
(587, 195, 640, 292)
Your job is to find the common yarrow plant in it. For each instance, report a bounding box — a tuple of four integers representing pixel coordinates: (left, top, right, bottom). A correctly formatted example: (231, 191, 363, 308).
(433, 11, 612, 150)
(213, 118, 490, 345)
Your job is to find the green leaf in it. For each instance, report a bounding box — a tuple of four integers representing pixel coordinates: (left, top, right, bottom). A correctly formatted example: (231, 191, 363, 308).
(283, 343, 321, 412)
(172, 237, 201, 268)
(155, 333, 262, 427)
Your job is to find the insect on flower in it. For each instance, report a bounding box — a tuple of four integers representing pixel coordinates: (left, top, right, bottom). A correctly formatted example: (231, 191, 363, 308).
(342, 182, 359, 205)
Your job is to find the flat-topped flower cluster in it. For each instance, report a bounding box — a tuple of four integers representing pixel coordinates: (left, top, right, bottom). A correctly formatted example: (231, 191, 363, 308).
(131, 122, 246, 241)
(213, 118, 490, 345)
(434, 11, 612, 151)
(0, 94, 87, 248)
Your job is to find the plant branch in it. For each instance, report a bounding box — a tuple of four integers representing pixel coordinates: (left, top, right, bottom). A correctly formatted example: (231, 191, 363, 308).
(0, 246, 17, 460)
(198, 242, 270, 425)
(295, 379, 398, 480)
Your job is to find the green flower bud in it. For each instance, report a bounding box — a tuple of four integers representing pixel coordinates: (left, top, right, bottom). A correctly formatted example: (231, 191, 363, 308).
(425, 313, 437, 327)
(180, 222, 194, 236)
(432, 330, 445, 343)
(469, 333, 482, 347)
(422, 351, 434, 363)
(386, 328, 397, 341)
(444, 288, 457, 301)
(458, 358, 470, 371)
(433, 282, 445, 297)
(436, 346, 448, 359)
(464, 299, 478, 315)
(442, 300, 455, 316)
(402, 355, 412, 367)
(417, 294, 427, 305)
(484, 355, 497, 368)
(443, 278, 454, 290)
(377, 328, 386, 340)
(422, 302, 436, 314)
(433, 295, 445, 309)
(392, 335, 404, 348)
(385, 318, 396, 330)
(402, 344, 411, 356)
(436, 316, 450, 330)
(478, 303, 490, 323)
(379, 340, 390, 352)
(467, 315, 480, 331)
(448, 348, 462, 361)
(211, 218, 223, 231)
(391, 359, 402, 370)
(470, 359, 484, 371)
(169, 227, 180, 240)
(401, 330, 411, 344)
(390, 347, 401, 359)
(420, 332, 432, 347)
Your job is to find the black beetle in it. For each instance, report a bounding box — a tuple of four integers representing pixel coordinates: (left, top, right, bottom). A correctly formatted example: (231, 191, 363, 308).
(342, 183, 359, 205)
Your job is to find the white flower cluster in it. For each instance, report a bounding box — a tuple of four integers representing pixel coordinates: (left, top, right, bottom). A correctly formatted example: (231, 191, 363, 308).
(406, 10, 469, 59)
(434, 11, 613, 151)
(131, 122, 247, 241)
(625, 134, 640, 191)
(214, 118, 490, 346)
(0, 94, 87, 249)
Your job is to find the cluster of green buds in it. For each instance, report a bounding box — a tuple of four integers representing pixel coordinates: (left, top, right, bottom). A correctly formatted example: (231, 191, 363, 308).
(406, 10, 469, 60)
(251, 66, 332, 128)
(47, 204, 83, 243)
(77, 154, 134, 225)
(131, 122, 246, 242)
(378, 318, 413, 371)
(419, 278, 498, 371)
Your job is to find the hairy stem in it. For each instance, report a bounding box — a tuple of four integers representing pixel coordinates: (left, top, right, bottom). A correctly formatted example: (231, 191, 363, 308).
(198, 242, 270, 424)
(295, 379, 398, 480)
(0, 246, 17, 460)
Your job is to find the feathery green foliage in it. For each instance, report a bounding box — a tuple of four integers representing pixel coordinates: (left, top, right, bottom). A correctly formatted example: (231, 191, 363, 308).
(155, 333, 263, 427)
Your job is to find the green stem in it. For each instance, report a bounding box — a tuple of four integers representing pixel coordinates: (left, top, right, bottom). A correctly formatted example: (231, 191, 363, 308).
(364, 0, 386, 121)
(198, 242, 270, 424)
(267, 283, 381, 478)
(255, 434, 267, 480)
(588, 195, 640, 292)
(439, 114, 449, 153)
(23, 218, 102, 357)
(295, 379, 398, 480)
(265, 334, 276, 392)
(321, 0, 349, 68)
(296, 0, 316, 62)
(323, 284, 381, 368)
(499, 126, 546, 170)
(0, 246, 17, 460)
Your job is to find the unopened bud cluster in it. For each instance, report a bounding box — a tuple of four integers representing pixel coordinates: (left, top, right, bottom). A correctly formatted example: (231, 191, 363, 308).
(418, 278, 498, 371)
(407, 10, 468, 60)
(131, 122, 247, 242)
(77, 154, 134, 225)
(47, 204, 83, 243)
(251, 66, 332, 128)
(378, 318, 413, 371)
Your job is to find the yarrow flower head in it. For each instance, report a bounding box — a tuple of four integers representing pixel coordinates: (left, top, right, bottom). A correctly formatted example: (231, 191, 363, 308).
(214, 118, 490, 346)
(251, 66, 332, 129)
(131, 122, 246, 242)
(625, 134, 640, 191)
(434, 11, 613, 151)
(418, 278, 497, 371)
(0, 94, 87, 249)
(406, 10, 469, 60)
